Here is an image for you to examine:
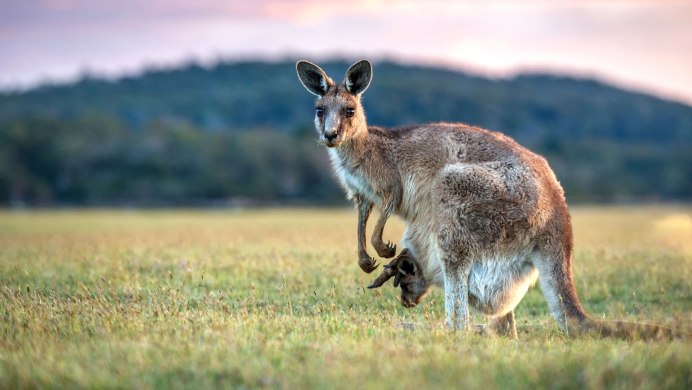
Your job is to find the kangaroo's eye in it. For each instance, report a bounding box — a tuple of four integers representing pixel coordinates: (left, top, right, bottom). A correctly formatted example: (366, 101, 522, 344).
(345, 108, 355, 117)
(316, 107, 324, 117)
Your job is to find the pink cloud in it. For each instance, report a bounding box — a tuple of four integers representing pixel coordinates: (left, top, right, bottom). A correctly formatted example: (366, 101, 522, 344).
(1, 0, 691, 104)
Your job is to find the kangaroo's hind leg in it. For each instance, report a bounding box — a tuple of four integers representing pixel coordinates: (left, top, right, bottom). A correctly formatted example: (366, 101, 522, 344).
(442, 260, 473, 331)
(434, 162, 531, 332)
(434, 165, 504, 331)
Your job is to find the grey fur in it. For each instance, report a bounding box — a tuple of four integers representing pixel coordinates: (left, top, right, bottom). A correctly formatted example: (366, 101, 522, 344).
(296, 60, 680, 339)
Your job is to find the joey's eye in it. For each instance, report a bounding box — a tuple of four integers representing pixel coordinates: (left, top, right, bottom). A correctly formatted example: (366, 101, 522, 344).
(345, 108, 355, 117)
(316, 107, 324, 117)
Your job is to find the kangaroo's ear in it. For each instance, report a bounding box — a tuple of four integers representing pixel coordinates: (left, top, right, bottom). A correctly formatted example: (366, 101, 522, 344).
(344, 59, 372, 96)
(296, 60, 333, 97)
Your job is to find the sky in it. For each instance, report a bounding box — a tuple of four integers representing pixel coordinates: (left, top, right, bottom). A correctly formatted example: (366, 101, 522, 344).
(2, 0, 692, 104)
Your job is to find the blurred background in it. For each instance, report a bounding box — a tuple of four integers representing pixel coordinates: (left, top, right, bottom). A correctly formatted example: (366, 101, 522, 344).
(1, 0, 691, 207)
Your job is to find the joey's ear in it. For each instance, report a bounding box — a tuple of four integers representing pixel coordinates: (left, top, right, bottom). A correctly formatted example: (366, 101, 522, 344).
(344, 59, 372, 96)
(393, 250, 418, 288)
(397, 253, 418, 276)
(296, 60, 333, 97)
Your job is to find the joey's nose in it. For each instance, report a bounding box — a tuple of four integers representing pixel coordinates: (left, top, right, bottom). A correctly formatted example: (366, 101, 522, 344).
(401, 298, 417, 308)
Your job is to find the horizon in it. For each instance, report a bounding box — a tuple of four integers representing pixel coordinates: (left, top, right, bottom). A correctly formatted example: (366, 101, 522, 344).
(2, 1, 692, 105)
(4, 55, 691, 108)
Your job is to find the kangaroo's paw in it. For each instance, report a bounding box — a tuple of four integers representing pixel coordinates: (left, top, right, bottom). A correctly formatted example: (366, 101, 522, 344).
(358, 255, 379, 273)
(375, 241, 396, 258)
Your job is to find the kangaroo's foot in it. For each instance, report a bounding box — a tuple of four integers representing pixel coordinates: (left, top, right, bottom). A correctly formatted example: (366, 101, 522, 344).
(488, 311, 518, 339)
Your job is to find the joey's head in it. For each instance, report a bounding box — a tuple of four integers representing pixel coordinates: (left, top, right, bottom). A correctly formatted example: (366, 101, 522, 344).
(296, 60, 372, 148)
(367, 249, 431, 308)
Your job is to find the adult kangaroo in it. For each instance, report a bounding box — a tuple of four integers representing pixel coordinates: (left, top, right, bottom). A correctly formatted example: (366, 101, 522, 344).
(296, 59, 677, 339)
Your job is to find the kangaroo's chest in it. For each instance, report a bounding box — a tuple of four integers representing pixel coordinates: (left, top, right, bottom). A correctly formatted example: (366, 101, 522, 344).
(329, 150, 380, 204)
(337, 165, 380, 205)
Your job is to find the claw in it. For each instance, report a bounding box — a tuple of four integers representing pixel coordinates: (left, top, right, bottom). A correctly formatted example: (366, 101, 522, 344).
(359, 257, 379, 273)
(376, 241, 397, 259)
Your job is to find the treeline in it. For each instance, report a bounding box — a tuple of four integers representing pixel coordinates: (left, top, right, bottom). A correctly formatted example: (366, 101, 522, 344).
(0, 60, 691, 206)
(0, 116, 341, 206)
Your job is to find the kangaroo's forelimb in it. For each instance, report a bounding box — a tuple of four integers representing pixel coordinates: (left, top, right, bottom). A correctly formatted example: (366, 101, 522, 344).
(371, 197, 397, 258)
(355, 195, 378, 273)
(356, 192, 398, 273)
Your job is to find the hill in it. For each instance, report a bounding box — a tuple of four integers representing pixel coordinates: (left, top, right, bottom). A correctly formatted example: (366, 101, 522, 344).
(0, 60, 690, 205)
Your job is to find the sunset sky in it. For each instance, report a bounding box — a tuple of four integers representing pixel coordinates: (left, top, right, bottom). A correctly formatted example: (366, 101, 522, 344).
(2, 0, 692, 104)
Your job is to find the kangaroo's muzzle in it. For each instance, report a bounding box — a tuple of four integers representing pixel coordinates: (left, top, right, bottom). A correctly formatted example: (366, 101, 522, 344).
(323, 129, 339, 147)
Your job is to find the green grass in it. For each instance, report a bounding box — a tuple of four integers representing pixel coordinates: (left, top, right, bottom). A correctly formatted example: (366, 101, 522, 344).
(1, 207, 691, 389)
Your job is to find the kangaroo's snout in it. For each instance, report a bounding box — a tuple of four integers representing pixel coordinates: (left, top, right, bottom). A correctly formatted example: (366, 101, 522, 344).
(323, 129, 340, 147)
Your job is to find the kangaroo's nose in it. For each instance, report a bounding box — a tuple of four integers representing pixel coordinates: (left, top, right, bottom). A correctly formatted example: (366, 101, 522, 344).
(324, 130, 338, 142)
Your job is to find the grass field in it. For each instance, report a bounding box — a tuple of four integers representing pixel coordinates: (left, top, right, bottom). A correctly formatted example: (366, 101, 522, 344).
(1, 206, 691, 389)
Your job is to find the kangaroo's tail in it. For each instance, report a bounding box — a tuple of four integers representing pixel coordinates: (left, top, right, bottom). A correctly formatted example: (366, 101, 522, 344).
(550, 256, 689, 340)
(537, 229, 688, 341)
(570, 317, 689, 341)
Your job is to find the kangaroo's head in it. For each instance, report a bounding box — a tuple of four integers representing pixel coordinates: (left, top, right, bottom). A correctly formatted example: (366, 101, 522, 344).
(367, 249, 431, 308)
(296, 60, 372, 148)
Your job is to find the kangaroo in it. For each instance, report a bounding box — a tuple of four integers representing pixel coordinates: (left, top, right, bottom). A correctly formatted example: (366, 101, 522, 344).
(296, 59, 681, 339)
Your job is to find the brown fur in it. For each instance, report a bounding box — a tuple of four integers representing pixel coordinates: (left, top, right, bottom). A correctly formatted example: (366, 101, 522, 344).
(296, 60, 685, 340)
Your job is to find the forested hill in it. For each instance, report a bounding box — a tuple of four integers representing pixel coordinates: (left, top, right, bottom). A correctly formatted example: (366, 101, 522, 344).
(2, 60, 692, 141)
(1, 60, 691, 206)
